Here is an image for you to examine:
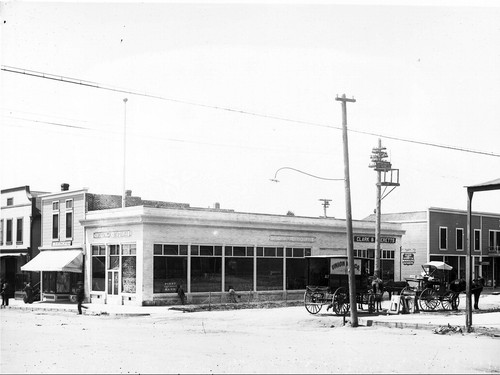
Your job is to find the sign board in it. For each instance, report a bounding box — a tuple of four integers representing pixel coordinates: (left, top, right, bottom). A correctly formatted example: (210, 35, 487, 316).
(402, 253, 415, 266)
(330, 258, 361, 275)
(163, 282, 177, 293)
(354, 236, 396, 244)
(52, 240, 72, 247)
(93, 230, 131, 239)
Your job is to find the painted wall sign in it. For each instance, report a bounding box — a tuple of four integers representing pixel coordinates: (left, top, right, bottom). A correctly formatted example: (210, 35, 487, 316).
(93, 230, 131, 239)
(52, 240, 72, 247)
(330, 258, 361, 275)
(269, 235, 315, 243)
(354, 236, 396, 243)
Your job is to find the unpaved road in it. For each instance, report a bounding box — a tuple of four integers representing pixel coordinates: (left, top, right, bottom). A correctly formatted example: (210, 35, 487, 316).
(1, 306, 499, 374)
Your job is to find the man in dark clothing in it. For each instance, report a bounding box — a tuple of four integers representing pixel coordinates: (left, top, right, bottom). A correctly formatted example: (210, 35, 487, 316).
(176, 284, 185, 305)
(1, 281, 10, 308)
(76, 282, 88, 314)
(471, 276, 485, 310)
(23, 282, 34, 304)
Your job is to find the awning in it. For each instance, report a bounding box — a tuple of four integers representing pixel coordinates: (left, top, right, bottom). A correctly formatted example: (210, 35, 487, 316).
(21, 250, 83, 273)
(0, 252, 27, 257)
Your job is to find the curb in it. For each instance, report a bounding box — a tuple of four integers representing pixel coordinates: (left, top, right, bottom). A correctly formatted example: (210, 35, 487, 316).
(358, 317, 500, 337)
(2, 305, 151, 317)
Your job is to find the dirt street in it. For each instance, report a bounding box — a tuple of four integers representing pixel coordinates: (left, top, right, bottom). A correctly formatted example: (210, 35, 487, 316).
(1, 306, 499, 374)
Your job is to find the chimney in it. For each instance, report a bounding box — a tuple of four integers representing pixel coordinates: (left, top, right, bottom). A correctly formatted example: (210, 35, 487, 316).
(61, 183, 69, 191)
(125, 190, 132, 197)
(214, 202, 220, 210)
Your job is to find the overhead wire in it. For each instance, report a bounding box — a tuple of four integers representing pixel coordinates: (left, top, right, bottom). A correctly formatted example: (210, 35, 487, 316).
(2, 65, 500, 158)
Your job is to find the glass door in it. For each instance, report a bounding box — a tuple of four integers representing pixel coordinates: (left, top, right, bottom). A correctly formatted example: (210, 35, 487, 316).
(106, 245, 121, 304)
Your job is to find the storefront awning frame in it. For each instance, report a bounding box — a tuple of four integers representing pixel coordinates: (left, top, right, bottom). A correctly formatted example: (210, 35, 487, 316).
(20, 249, 83, 273)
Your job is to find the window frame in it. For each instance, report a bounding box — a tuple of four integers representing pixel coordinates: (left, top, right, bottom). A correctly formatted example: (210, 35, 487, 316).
(6, 218, 13, 245)
(16, 217, 23, 244)
(52, 213, 59, 240)
(456, 228, 464, 251)
(6, 197, 13, 206)
(474, 229, 481, 252)
(65, 211, 73, 239)
(439, 226, 448, 250)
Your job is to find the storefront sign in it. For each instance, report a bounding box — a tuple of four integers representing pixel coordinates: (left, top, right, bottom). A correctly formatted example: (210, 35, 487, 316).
(163, 282, 177, 293)
(269, 235, 315, 243)
(402, 253, 415, 266)
(93, 230, 131, 239)
(330, 258, 361, 275)
(354, 236, 396, 244)
(52, 240, 72, 247)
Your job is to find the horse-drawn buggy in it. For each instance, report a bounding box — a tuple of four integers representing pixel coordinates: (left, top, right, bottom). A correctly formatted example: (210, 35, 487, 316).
(403, 261, 463, 311)
(303, 255, 382, 315)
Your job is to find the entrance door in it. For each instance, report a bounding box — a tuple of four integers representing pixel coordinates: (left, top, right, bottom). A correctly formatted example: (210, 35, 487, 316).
(106, 247, 121, 305)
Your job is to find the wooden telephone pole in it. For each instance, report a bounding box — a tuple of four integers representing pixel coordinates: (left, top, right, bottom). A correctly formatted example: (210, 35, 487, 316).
(335, 94, 358, 327)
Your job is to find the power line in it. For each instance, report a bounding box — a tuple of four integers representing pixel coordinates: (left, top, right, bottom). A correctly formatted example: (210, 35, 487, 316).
(2, 65, 500, 158)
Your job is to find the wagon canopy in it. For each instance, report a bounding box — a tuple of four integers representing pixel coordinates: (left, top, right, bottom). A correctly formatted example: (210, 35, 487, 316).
(423, 261, 453, 271)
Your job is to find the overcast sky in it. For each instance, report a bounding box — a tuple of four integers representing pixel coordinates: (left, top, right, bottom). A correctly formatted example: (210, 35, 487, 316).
(1, 1, 499, 220)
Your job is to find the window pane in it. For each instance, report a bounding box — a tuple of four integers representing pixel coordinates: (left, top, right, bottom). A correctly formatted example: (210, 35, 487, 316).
(308, 258, 329, 287)
(440, 228, 447, 249)
(153, 256, 187, 293)
(277, 248, 283, 257)
(108, 255, 119, 270)
(233, 246, 245, 257)
(214, 246, 222, 256)
(191, 245, 199, 256)
(200, 245, 214, 256)
(16, 218, 23, 242)
(52, 214, 59, 239)
(292, 248, 303, 258)
(246, 247, 254, 257)
(380, 259, 394, 281)
(456, 229, 463, 250)
(6, 219, 12, 243)
(92, 256, 105, 291)
(122, 256, 136, 293)
(164, 245, 178, 256)
(257, 247, 263, 257)
(286, 248, 292, 257)
(286, 258, 307, 290)
(225, 246, 232, 256)
(154, 244, 162, 255)
(257, 258, 283, 291)
(191, 257, 222, 292)
(225, 258, 253, 292)
(65, 212, 72, 238)
(264, 247, 275, 257)
(109, 245, 119, 255)
(474, 231, 481, 251)
(179, 245, 188, 255)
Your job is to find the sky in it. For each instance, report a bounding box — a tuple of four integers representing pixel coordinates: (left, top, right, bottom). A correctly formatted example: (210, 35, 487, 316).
(1, 0, 499, 220)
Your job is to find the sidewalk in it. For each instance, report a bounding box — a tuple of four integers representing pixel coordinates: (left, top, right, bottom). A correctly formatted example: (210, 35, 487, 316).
(3, 292, 500, 335)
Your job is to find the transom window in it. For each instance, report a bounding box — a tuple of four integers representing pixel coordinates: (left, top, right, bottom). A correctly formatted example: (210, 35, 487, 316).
(7, 198, 13, 206)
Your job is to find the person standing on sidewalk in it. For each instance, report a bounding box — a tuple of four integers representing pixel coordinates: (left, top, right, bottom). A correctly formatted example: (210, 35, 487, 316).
(76, 282, 88, 315)
(176, 284, 186, 305)
(1, 280, 10, 308)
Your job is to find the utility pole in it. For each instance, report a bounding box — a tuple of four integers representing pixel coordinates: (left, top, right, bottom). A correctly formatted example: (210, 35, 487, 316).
(335, 93, 358, 327)
(369, 139, 399, 280)
(122, 98, 128, 208)
(319, 198, 332, 218)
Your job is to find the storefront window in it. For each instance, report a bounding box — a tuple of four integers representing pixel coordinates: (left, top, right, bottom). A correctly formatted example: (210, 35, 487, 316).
(91, 245, 105, 291)
(286, 258, 307, 290)
(257, 258, 283, 291)
(153, 256, 187, 293)
(225, 257, 253, 292)
(122, 256, 136, 293)
(42, 272, 80, 294)
(191, 257, 222, 292)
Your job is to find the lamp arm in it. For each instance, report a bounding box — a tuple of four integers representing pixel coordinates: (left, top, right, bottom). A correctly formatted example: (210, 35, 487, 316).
(272, 166, 344, 182)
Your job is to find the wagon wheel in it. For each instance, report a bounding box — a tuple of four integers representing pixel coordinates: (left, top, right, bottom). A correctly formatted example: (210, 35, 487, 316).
(332, 287, 350, 316)
(418, 288, 439, 311)
(440, 291, 455, 310)
(304, 289, 324, 314)
(442, 291, 460, 310)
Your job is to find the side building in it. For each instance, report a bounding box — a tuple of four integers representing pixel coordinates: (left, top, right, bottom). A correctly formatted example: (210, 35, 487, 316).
(0, 186, 48, 298)
(80, 205, 404, 306)
(372, 207, 500, 288)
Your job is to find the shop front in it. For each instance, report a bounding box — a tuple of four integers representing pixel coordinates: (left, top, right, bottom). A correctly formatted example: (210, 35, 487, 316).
(21, 248, 83, 301)
(81, 205, 403, 306)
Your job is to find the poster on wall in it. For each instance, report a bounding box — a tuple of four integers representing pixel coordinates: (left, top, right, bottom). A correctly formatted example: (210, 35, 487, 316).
(402, 252, 415, 266)
(122, 257, 136, 293)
